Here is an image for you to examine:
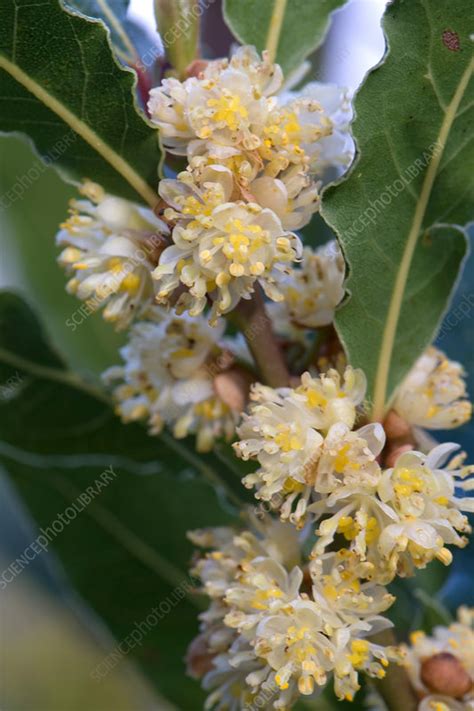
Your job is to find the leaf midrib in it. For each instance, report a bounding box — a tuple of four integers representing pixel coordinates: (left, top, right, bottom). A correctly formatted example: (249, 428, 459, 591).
(371, 53, 474, 421)
(265, 0, 288, 63)
(0, 53, 158, 208)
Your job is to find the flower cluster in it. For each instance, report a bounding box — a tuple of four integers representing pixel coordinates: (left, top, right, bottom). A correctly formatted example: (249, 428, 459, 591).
(403, 607, 473, 710)
(102, 307, 245, 451)
(187, 516, 401, 709)
(394, 347, 472, 430)
(234, 367, 474, 583)
(267, 240, 345, 341)
(50, 34, 474, 711)
(149, 45, 352, 323)
(57, 181, 169, 329)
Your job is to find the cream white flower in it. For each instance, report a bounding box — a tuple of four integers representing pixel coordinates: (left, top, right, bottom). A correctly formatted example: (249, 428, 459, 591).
(150, 46, 353, 235)
(311, 441, 474, 584)
(257, 98, 332, 176)
(393, 347, 472, 430)
(291, 367, 367, 432)
(57, 182, 168, 329)
(148, 45, 282, 157)
(189, 516, 302, 607)
(202, 641, 275, 711)
(234, 368, 367, 526)
(313, 422, 385, 496)
(377, 444, 474, 577)
(189, 515, 400, 709)
(309, 423, 394, 567)
(235, 382, 323, 526)
(269, 241, 345, 331)
(403, 608, 473, 709)
(331, 629, 402, 702)
(310, 550, 395, 629)
(154, 165, 302, 323)
(279, 82, 354, 176)
(102, 308, 238, 451)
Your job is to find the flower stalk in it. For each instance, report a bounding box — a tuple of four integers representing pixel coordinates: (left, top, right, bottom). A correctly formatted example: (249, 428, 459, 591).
(234, 286, 290, 388)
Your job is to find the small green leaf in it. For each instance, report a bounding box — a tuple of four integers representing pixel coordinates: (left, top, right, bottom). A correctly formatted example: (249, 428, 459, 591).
(223, 0, 349, 76)
(0, 0, 160, 206)
(322, 0, 473, 418)
(0, 292, 238, 708)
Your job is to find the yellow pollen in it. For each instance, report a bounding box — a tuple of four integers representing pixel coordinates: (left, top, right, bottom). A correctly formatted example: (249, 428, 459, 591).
(334, 444, 351, 473)
(348, 639, 370, 667)
(251, 588, 283, 610)
(409, 630, 425, 645)
(337, 516, 359, 541)
(304, 389, 328, 409)
(283, 477, 305, 493)
(207, 93, 249, 131)
(274, 425, 303, 452)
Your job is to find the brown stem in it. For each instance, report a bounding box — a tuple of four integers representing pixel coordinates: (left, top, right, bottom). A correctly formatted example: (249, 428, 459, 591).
(233, 286, 290, 388)
(372, 629, 418, 711)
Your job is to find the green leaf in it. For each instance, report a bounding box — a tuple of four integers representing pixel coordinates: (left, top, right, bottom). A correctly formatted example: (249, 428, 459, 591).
(321, 0, 473, 418)
(154, 0, 199, 78)
(0, 0, 159, 206)
(0, 291, 239, 708)
(223, 0, 348, 77)
(65, 1, 134, 61)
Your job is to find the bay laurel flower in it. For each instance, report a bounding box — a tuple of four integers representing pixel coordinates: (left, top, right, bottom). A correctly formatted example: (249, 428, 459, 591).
(312, 441, 474, 584)
(331, 629, 402, 702)
(309, 424, 392, 564)
(234, 368, 367, 526)
(291, 367, 367, 433)
(154, 165, 302, 323)
(102, 308, 239, 451)
(393, 347, 472, 430)
(57, 181, 168, 329)
(402, 607, 473, 708)
(249, 167, 321, 231)
(188, 516, 401, 709)
(377, 444, 474, 577)
(278, 82, 355, 176)
(257, 99, 333, 177)
(310, 551, 395, 628)
(148, 45, 283, 157)
(268, 241, 345, 332)
(150, 46, 352, 234)
(235, 382, 324, 526)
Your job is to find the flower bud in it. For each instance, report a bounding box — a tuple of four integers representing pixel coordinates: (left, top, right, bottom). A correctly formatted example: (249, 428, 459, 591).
(214, 367, 253, 413)
(420, 652, 472, 698)
(185, 634, 215, 679)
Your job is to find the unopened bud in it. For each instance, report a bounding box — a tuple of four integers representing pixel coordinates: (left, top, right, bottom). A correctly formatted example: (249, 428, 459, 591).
(185, 634, 216, 679)
(143, 233, 169, 265)
(420, 652, 472, 699)
(186, 59, 209, 78)
(214, 367, 254, 413)
(384, 410, 412, 439)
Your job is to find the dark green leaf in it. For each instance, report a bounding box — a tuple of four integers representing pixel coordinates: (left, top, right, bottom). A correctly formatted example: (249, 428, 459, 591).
(0, 0, 160, 205)
(322, 0, 473, 418)
(223, 0, 348, 77)
(0, 291, 239, 709)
